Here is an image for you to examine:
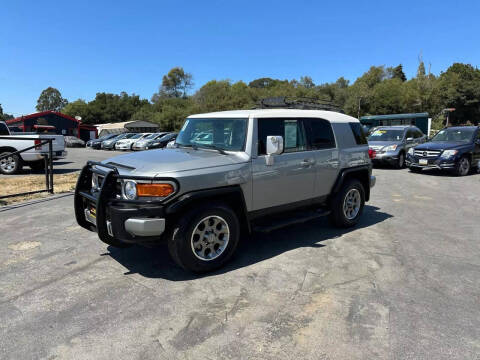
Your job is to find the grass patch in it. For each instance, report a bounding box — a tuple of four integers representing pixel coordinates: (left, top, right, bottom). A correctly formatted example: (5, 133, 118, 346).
(0, 172, 79, 206)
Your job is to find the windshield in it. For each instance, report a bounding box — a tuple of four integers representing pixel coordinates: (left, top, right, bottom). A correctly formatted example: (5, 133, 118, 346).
(144, 133, 158, 140)
(368, 129, 404, 142)
(157, 133, 175, 142)
(430, 128, 475, 143)
(176, 118, 247, 151)
(131, 133, 144, 139)
(123, 133, 136, 139)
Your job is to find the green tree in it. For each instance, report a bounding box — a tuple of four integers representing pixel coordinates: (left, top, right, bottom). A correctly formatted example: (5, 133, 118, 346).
(0, 104, 14, 121)
(36, 87, 68, 112)
(153, 67, 194, 100)
(299, 76, 315, 89)
(391, 64, 407, 82)
(62, 99, 90, 122)
(436, 63, 480, 125)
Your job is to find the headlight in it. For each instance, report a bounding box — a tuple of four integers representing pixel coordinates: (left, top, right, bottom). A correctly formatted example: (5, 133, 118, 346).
(408, 148, 414, 155)
(122, 180, 176, 200)
(383, 144, 397, 152)
(441, 150, 458, 158)
(123, 180, 137, 200)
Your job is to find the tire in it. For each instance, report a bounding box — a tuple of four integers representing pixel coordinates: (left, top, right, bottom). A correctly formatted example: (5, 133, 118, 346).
(395, 152, 405, 169)
(330, 179, 365, 228)
(29, 159, 45, 171)
(168, 203, 240, 273)
(0, 152, 22, 175)
(454, 156, 470, 176)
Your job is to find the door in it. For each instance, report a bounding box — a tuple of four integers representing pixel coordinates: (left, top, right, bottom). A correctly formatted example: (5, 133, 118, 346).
(252, 118, 316, 211)
(304, 118, 339, 198)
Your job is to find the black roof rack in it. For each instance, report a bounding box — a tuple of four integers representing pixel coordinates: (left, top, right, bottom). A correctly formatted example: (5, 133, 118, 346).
(255, 97, 343, 113)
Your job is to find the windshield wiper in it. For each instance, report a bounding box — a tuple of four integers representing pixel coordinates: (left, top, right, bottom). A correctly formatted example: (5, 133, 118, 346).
(193, 144, 227, 154)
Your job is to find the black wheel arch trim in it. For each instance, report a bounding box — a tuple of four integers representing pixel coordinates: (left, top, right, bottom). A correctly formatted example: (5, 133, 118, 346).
(331, 164, 371, 202)
(165, 185, 251, 232)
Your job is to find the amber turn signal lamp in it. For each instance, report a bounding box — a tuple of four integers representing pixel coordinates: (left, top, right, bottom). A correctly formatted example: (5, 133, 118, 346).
(136, 183, 174, 197)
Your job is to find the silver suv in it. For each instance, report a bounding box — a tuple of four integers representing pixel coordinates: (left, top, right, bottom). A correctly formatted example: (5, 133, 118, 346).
(75, 109, 375, 272)
(368, 125, 426, 168)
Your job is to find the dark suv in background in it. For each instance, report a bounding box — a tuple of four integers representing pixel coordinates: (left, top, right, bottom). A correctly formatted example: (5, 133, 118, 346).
(406, 126, 480, 176)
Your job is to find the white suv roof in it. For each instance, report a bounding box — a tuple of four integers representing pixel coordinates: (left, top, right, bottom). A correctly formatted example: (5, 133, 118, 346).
(188, 109, 358, 123)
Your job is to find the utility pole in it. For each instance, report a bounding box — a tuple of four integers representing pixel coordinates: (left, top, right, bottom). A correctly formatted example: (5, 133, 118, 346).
(357, 97, 362, 119)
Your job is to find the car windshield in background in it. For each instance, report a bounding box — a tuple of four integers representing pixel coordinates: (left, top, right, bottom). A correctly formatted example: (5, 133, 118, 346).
(430, 128, 475, 143)
(157, 133, 175, 142)
(130, 133, 144, 139)
(176, 118, 247, 151)
(368, 129, 404, 142)
(144, 133, 158, 140)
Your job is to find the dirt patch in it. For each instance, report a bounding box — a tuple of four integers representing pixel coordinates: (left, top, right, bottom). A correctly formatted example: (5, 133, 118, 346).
(0, 172, 79, 206)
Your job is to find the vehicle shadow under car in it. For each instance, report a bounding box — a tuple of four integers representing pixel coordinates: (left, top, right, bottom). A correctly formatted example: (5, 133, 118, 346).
(105, 205, 392, 281)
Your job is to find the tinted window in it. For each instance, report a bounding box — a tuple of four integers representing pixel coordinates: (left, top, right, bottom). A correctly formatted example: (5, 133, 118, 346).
(414, 129, 424, 138)
(406, 129, 415, 139)
(431, 128, 475, 143)
(0, 123, 9, 136)
(305, 119, 335, 149)
(258, 118, 307, 155)
(349, 123, 368, 144)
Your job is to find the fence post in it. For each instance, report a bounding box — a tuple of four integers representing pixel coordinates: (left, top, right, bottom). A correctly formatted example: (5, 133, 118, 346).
(49, 139, 54, 194)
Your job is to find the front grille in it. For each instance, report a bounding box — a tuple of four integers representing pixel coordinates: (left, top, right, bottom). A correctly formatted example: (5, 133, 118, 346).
(414, 150, 441, 158)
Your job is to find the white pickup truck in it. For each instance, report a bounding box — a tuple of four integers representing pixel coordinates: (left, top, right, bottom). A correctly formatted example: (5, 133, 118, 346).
(0, 121, 67, 175)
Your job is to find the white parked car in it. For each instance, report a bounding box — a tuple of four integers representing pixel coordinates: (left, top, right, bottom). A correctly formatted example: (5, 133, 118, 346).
(132, 132, 168, 151)
(115, 133, 151, 151)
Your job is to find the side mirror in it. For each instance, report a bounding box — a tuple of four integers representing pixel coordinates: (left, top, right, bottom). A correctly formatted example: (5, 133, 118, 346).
(166, 141, 175, 149)
(475, 139, 480, 145)
(406, 137, 414, 142)
(265, 136, 283, 166)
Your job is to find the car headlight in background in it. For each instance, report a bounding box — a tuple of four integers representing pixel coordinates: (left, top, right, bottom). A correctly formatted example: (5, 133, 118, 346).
(441, 150, 458, 158)
(408, 148, 414, 155)
(122, 180, 175, 200)
(123, 180, 137, 200)
(383, 144, 397, 152)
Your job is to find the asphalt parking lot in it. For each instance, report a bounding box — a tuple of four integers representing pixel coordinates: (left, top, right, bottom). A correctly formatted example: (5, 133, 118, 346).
(0, 148, 124, 178)
(1, 167, 479, 359)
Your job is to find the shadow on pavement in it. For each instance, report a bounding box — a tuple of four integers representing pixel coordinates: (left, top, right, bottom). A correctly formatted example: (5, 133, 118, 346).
(106, 205, 392, 281)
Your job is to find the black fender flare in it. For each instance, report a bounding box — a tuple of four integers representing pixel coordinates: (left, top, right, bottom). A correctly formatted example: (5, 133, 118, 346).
(165, 185, 251, 232)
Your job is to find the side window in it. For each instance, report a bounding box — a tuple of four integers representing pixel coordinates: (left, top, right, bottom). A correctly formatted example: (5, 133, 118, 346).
(349, 122, 368, 145)
(414, 129, 424, 138)
(0, 123, 10, 136)
(257, 118, 307, 155)
(305, 118, 336, 149)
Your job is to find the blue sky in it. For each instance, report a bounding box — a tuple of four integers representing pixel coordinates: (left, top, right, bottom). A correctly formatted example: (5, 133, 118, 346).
(1, 0, 480, 116)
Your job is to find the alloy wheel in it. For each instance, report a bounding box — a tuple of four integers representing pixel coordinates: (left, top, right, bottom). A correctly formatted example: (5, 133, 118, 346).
(459, 158, 470, 176)
(343, 188, 361, 220)
(0, 156, 16, 173)
(191, 215, 230, 261)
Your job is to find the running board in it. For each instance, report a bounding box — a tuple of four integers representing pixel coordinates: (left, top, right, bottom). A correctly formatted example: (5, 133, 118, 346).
(253, 209, 331, 233)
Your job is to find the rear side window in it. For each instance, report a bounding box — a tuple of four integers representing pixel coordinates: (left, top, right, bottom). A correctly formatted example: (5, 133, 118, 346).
(257, 118, 307, 155)
(0, 123, 9, 135)
(349, 122, 368, 145)
(414, 129, 424, 138)
(305, 118, 336, 149)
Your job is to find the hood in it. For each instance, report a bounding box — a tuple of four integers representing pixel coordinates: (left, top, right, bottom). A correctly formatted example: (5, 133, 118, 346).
(415, 141, 470, 151)
(101, 147, 245, 176)
(368, 140, 402, 149)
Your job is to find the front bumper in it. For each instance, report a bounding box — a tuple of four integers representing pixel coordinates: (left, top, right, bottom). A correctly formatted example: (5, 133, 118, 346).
(53, 150, 67, 159)
(371, 151, 399, 165)
(74, 162, 168, 244)
(115, 143, 132, 150)
(132, 145, 147, 151)
(406, 155, 456, 170)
